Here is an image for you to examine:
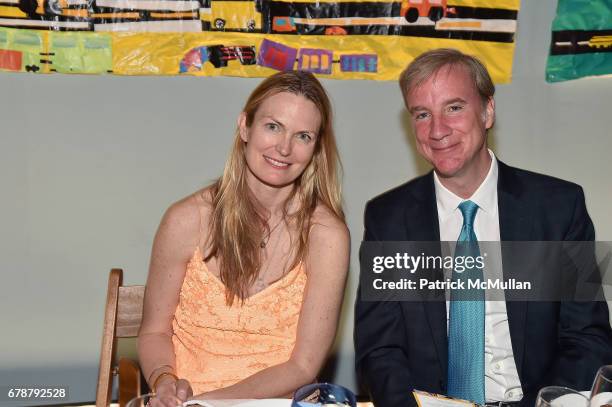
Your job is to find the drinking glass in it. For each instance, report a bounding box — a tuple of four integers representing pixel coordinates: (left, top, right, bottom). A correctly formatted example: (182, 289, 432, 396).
(590, 365, 612, 407)
(126, 392, 183, 407)
(536, 386, 589, 407)
(291, 382, 357, 407)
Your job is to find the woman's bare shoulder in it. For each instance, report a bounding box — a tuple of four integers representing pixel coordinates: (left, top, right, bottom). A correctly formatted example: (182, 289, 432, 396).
(305, 204, 349, 278)
(159, 186, 214, 238)
(309, 204, 349, 242)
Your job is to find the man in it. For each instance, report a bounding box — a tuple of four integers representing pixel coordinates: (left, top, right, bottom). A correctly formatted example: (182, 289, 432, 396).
(354, 48, 612, 407)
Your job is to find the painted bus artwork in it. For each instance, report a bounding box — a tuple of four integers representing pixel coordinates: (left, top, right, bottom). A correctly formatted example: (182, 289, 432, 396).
(270, 0, 456, 34)
(180, 44, 256, 71)
(179, 39, 377, 74)
(0, 0, 482, 35)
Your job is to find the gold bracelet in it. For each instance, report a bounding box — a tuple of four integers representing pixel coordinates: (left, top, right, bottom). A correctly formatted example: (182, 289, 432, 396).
(148, 364, 173, 385)
(152, 371, 179, 393)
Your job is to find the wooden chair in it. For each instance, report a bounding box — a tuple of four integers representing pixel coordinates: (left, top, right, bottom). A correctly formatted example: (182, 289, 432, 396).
(96, 268, 145, 407)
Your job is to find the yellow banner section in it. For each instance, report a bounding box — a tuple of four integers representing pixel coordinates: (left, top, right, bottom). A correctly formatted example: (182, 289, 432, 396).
(112, 31, 514, 82)
(263, 0, 519, 7)
(449, 0, 520, 10)
(0, 5, 26, 18)
(269, 0, 394, 2)
(1, 0, 518, 80)
(203, 1, 262, 30)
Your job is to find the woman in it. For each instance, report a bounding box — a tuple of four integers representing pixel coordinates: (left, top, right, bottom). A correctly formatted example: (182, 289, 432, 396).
(138, 71, 350, 406)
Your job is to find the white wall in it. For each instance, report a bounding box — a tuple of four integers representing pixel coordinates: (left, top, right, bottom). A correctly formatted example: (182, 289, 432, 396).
(1, 0, 610, 404)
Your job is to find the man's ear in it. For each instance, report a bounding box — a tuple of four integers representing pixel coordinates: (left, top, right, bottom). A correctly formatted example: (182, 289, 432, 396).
(238, 112, 248, 142)
(484, 97, 495, 129)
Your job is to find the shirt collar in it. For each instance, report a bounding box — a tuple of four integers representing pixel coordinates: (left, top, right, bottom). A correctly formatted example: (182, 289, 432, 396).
(434, 149, 499, 220)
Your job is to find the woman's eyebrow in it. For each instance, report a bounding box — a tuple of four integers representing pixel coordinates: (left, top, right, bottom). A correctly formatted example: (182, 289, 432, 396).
(261, 115, 285, 128)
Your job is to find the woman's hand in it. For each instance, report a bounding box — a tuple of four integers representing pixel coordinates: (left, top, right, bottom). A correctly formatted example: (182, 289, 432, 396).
(151, 376, 193, 407)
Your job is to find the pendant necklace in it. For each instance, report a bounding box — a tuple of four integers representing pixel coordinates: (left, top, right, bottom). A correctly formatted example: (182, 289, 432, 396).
(255, 222, 284, 292)
(260, 218, 284, 248)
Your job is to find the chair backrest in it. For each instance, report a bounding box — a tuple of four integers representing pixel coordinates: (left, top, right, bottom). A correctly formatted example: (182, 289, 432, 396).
(96, 268, 145, 407)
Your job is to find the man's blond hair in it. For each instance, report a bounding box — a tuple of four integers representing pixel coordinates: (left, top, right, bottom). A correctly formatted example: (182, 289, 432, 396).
(399, 48, 495, 105)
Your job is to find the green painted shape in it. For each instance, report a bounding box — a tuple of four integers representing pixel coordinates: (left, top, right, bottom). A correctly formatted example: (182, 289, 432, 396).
(50, 32, 112, 74)
(0, 30, 9, 45)
(0, 27, 44, 72)
(0, 27, 112, 74)
(552, 0, 612, 31)
(546, 0, 612, 82)
(547, 53, 612, 82)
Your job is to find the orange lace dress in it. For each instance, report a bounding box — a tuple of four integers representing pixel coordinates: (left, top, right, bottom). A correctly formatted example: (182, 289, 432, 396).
(171, 246, 307, 394)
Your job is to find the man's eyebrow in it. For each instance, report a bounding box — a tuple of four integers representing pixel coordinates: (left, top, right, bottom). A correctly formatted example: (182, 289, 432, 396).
(445, 97, 468, 105)
(408, 105, 427, 114)
(408, 98, 468, 113)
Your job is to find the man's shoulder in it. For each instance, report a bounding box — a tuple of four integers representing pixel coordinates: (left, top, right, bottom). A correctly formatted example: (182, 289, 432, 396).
(500, 161, 584, 196)
(366, 172, 433, 213)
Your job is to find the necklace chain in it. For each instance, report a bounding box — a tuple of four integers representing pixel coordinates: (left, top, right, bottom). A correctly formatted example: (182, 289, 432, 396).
(255, 220, 284, 292)
(260, 218, 284, 248)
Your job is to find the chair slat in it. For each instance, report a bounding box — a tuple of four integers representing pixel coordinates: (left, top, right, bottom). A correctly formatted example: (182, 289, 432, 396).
(116, 285, 145, 338)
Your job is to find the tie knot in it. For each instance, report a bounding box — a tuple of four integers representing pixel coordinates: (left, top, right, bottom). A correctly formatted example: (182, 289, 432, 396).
(458, 200, 479, 227)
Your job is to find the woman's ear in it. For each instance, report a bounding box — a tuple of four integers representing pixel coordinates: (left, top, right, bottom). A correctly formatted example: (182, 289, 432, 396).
(238, 112, 248, 142)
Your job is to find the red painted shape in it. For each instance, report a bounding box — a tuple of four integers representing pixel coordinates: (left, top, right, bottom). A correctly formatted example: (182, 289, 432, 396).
(267, 47, 288, 70)
(0, 49, 23, 71)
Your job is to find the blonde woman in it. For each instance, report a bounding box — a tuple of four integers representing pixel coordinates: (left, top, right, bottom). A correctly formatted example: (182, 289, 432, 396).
(138, 71, 350, 406)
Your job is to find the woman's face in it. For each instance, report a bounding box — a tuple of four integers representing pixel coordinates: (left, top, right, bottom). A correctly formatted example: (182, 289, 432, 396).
(239, 91, 322, 191)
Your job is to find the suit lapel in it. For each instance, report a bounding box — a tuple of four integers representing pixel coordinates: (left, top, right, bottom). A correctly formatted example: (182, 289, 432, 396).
(498, 161, 533, 242)
(497, 161, 532, 380)
(403, 172, 448, 379)
(403, 172, 440, 242)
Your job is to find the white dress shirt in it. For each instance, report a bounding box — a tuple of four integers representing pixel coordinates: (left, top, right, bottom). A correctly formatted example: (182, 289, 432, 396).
(434, 150, 524, 402)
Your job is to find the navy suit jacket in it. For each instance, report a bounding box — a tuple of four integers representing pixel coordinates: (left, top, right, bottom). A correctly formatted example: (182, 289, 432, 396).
(354, 161, 612, 407)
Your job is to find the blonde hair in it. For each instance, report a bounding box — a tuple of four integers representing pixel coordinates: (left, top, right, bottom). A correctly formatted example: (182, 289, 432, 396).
(206, 71, 344, 305)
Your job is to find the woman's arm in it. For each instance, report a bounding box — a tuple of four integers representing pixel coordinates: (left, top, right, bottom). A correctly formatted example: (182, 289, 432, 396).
(138, 195, 201, 403)
(194, 207, 350, 400)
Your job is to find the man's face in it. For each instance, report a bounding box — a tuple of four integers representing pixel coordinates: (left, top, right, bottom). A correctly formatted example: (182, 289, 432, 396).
(404, 65, 495, 181)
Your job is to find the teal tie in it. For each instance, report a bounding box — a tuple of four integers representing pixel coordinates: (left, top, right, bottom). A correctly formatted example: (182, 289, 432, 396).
(447, 200, 485, 405)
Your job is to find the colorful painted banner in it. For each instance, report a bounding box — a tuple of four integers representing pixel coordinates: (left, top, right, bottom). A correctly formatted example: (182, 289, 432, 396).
(0, 0, 520, 81)
(546, 0, 612, 82)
